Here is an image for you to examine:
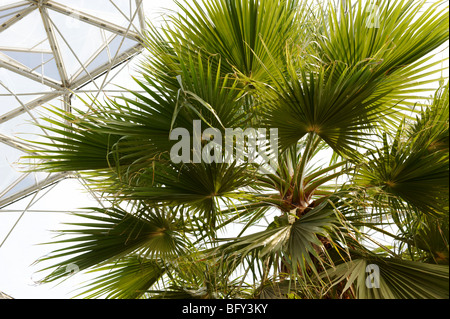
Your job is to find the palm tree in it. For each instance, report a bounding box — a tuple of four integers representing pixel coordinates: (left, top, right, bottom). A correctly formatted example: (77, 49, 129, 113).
(26, 0, 448, 299)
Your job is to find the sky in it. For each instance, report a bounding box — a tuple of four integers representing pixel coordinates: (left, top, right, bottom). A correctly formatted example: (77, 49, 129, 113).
(0, 0, 448, 299)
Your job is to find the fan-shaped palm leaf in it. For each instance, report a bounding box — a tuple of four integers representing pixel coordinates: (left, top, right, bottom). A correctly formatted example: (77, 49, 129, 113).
(35, 206, 187, 283)
(324, 257, 449, 299)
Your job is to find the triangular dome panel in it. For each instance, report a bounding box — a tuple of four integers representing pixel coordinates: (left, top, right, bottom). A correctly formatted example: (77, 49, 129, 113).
(0, 0, 145, 208)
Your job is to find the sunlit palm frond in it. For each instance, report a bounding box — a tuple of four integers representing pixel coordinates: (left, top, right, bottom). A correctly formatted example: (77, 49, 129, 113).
(317, 0, 449, 111)
(168, 0, 301, 83)
(35, 206, 187, 283)
(354, 84, 449, 217)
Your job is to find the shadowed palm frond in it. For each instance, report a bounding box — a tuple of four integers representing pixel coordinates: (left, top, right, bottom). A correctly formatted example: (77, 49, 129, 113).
(35, 206, 188, 283)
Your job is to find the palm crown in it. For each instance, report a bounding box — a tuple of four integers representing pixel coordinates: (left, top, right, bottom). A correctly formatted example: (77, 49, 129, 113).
(26, 0, 448, 299)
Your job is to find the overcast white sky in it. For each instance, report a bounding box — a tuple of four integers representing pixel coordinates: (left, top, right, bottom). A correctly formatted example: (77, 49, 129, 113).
(0, 0, 448, 299)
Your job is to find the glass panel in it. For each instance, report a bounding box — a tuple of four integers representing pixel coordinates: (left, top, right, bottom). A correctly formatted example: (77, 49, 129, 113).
(0, 142, 26, 196)
(0, 9, 49, 51)
(34, 57, 62, 82)
(0, 173, 35, 201)
(108, 34, 138, 57)
(74, 34, 139, 82)
(0, 51, 61, 82)
(48, 9, 108, 79)
(0, 3, 30, 25)
(0, 102, 58, 138)
(0, 68, 54, 117)
(0, 0, 145, 210)
(0, 80, 22, 115)
(0, 51, 51, 70)
(0, 1, 27, 9)
(55, 0, 140, 29)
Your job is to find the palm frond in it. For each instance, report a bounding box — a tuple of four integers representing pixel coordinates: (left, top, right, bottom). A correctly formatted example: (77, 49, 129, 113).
(35, 206, 187, 283)
(354, 84, 449, 216)
(324, 257, 449, 299)
(77, 256, 166, 299)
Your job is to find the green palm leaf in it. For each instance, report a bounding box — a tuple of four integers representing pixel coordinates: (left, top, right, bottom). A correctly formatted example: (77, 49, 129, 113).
(354, 85, 449, 216)
(168, 0, 301, 82)
(35, 206, 187, 283)
(78, 256, 166, 299)
(324, 257, 449, 299)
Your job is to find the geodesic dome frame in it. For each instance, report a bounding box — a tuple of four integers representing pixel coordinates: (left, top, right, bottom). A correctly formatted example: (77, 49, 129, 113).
(0, 0, 145, 208)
